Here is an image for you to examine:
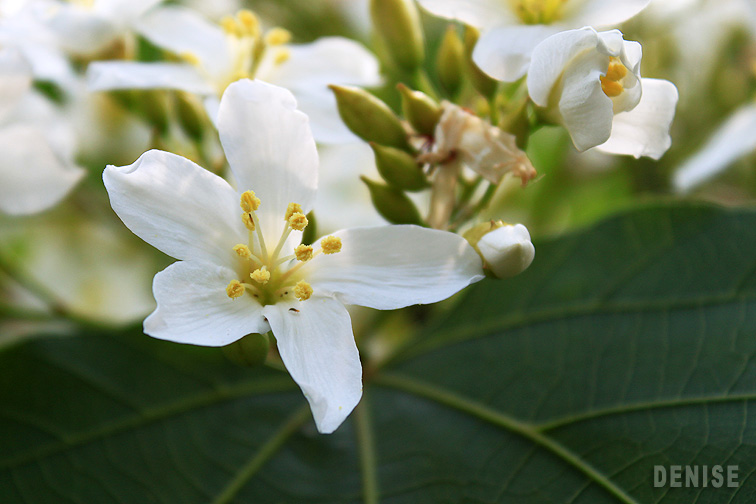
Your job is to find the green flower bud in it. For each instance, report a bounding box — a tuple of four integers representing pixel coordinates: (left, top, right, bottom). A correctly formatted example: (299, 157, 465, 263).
(397, 83, 442, 136)
(464, 26, 498, 99)
(437, 26, 465, 96)
(370, 0, 425, 72)
(464, 221, 535, 279)
(222, 333, 270, 367)
(330, 85, 410, 150)
(370, 142, 429, 192)
(361, 176, 424, 225)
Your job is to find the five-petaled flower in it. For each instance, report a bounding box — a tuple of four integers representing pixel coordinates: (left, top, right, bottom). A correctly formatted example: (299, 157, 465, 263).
(103, 79, 485, 433)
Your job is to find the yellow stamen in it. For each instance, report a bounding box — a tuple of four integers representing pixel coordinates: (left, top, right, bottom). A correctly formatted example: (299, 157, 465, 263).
(294, 280, 313, 301)
(180, 52, 200, 66)
(250, 267, 271, 284)
(600, 77, 624, 97)
(242, 212, 256, 231)
(237, 10, 260, 36)
(605, 61, 627, 82)
(234, 244, 252, 259)
(295, 244, 314, 262)
(284, 202, 303, 221)
(265, 27, 292, 46)
(240, 190, 261, 212)
(226, 280, 244, 298)
(288, 212, 308, 231)
(221, 16, 240, 36)
(321, 236, 342, 255)
(274, 49, 291, 66)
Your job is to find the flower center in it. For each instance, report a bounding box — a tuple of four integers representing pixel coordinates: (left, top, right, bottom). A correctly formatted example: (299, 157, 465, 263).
(600, 57, 628, 98)
(508, 0, 569, 24)
(226, 191, 342, 305)
(180, 10, 293, 94)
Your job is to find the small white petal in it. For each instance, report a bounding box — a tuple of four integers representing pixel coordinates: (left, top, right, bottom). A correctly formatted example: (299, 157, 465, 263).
(44, 5, 116, 56)
(87, 61, 214, 95)
(145, 261, 269, 346)
(135, 5, 231, 81)
(595, 78, 678, 160)
(477, 224, 535, 278)
(569, 0, 651, 28)
(0, 125, 84, 215)
(527, 27, 599, 107)
(103, 150, 245, 267)
(262, 297, 361, 434)
(218, 80, 318, 241)
(308, 226, 484, 310)
(673, 103, 756, 192)
(0, 48, 32, 122)
(287, 88, 357, 144)
(416, 0, 516, 29)
(95, 0, 162, 22)
(474, 24, 561, 83)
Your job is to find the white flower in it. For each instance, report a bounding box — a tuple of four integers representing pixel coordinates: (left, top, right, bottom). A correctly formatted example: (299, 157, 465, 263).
(527, 27, 678, 158)
(416, 0, 650, 82)
(0, 48, 85, 215)
(464, 221, 535, 278)
(672, 103, 756, 192)
(87, 6, 381, 144)
(103, 79, 484, 433)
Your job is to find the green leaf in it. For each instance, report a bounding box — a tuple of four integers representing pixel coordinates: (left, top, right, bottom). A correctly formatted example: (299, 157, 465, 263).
(2, 203, 756, 503)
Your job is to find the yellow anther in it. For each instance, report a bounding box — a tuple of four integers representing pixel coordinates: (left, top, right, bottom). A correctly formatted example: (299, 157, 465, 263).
(265, 27, 292, 46)
(284, 202, 303, 221)
(242, 212, 256, 231)
(221, 16, 240, 36)
(274, 49, 291, 66)
(240, 190, 261, 212)
(294, 280, 313, 301)
(288, 212, 308, 231)
(600, 77, 624, 97)
(605, 61, 627, 82)
(180, 52, 200, 66)
(295, 244, 314, 262)
(233, 244, 252, 259)
(321, 236, 342, 255)
(226, 280, 245, 299)
(237, 9, 259, 36)
(250, 267, 270, 284)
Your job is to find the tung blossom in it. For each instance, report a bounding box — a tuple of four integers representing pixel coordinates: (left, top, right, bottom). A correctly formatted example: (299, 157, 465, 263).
(88, 6, 381, 144)
(417, 0, 650, 82)
(526, 27, 678, 159)
(103, 80, 484, 433)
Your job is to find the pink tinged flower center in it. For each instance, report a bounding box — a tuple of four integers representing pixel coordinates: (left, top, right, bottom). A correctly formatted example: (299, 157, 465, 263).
(508, 0, 569, 24)
(600, 57, 629, 98)
(226, 191, 343, 305)
(180, 9, 294, 93)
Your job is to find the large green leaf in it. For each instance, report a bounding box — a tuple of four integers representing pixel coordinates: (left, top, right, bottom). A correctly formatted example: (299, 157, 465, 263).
(2, 203, 755, 503)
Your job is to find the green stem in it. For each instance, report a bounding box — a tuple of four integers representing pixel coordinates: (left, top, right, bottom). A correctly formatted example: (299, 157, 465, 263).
(355, 395, 379, 504)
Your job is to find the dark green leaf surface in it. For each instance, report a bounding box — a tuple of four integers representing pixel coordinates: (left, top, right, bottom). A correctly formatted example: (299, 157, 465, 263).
(2, 203, 756, 503)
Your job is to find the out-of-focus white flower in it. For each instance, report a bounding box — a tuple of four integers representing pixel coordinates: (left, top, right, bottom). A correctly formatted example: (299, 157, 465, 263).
(417, 0, 650, 82)
(0, 48, 84, 215)
(103, 79, 484, 433)
(527, 27, 678, 159)
(88, 6, 381, 143)
(672, 103, 756, 192)
(420, 102, 536, 229)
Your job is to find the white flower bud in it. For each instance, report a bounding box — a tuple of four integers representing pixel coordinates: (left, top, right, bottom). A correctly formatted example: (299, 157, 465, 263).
(476, 223, 535, 279)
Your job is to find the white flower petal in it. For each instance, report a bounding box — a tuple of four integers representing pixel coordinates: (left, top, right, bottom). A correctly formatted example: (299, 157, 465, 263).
(416, 0, 516, 29)
(308, 225, 484, 310)
(288, 88, 357, 144)
(135, 5, 231, 81)
(474, 24, 562, 83)
(569, 0, 651, 28)
(95, 0, 162, 22)
(270, 37, 381, 89)
(672, 103, 756, 192)
(145, 261, 269, 346)
(557, 47, 614, 151)
(477, 224, 535, 278)
(262, 297, 361, 434)
(0, 48, 32, 122)
(595, 78, 678, 160)
(103, 149, 245, 266)
(527, 27, 599, 106)
(87, 61, 214, 94)
(218, 80, 318, 241)
(44, 5, 116, 56)
(0, 125, 84, 215)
